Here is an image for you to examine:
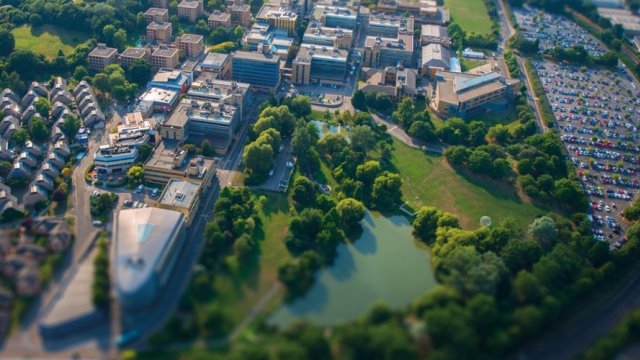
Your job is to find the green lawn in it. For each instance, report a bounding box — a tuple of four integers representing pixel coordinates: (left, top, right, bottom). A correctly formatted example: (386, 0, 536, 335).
(444, 0, 493, 35)
(392, 138, 545, 231)
(460, 58, 488, 72)
(12, 25, 90, 59)
(211, 192, 293, 323)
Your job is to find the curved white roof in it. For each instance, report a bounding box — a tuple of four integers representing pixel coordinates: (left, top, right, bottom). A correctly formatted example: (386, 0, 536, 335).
(116, 208, 184, 301)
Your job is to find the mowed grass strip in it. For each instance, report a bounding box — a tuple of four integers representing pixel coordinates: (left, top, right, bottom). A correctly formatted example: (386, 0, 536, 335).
(12, 25, 89, 59)
(392, 139, 545, 231)
(444, 0, 493, 35)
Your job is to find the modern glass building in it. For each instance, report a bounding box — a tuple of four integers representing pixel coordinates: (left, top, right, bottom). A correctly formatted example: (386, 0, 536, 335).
(116, 208, 186, 309)
(231, 51, 281, 91)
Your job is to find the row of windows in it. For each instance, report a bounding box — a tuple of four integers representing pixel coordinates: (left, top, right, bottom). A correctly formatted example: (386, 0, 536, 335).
(232, 60, 280, 87)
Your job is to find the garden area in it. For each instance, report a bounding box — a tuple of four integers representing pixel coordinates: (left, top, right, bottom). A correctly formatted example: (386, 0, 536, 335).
(444, 0, 493, 35)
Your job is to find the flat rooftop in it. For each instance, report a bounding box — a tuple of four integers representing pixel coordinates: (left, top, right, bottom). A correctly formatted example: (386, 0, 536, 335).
(146, 140, 215, 176)
(257, 4, 298, 21)
(179, 0, 201, 8)
(165, 98, 237, 128)
(178, 33, 203, 43)
(158, 178, 200, 209)
(152, 46, 179, 58)
(304, 21, 354, 38)
(202, 52, 230, 69)
(121, 47, 149, 59)
(147, 21, 172, 30)
(145, 7, 169, 16)
(232, 50, 280, 63)
(209, 11, 231, 21)
(188, 75, 250, 98)
(296, 44, 349, 63)
(365, 33, 414, 51)
(140, 87, 179, 105)
(89, 44, 117, 58)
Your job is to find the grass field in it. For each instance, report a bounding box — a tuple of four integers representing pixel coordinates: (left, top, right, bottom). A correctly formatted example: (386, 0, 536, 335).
(391, 138, 545, 231)
(12, 25, 89, 59)
(460, 58, 488, 72)
(444, 0, 493, 35)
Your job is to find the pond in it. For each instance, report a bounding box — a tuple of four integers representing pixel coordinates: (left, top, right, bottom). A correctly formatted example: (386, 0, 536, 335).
(268, 211, 437, 327)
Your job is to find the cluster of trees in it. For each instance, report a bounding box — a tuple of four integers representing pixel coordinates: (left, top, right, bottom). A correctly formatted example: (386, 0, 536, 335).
(508, 33, 540, 56)
(91, 63, 138, 101)
(524, 60, 555, 126)
(242, 106, 293, 184)
(89, 192, 119, 218)
(182, 139, 214, 157)
(351, 90, 393, 114)
(392, 98, 437, 142)
(92, 236, 110, 308)
(51, 164, 73, 204)
(445, 144, 514, 179)
(547, 45, 619, 68)
(408, 205, 620, 358)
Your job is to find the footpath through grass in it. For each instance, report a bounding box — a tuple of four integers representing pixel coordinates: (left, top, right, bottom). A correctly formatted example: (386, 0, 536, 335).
(12, 25, 89, 59)
(444, 0, 493, 35)
(392, 138, 545, 231)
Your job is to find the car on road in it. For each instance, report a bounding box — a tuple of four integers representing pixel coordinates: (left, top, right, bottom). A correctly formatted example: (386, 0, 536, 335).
(286, 161, 294, 168)
(269, 170, 274, 177)
(124, 200, 133, 207)
(92, 220, 103, 227)
(116, 329, 141, 348)
(135, 184, 144, 193)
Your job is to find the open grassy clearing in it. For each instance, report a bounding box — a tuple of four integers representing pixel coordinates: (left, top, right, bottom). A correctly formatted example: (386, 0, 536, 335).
(391, 138, 545, 231)
(460, 58, 488, 72)
(12, 25, 89, 59)
(444, 0, 493, 35)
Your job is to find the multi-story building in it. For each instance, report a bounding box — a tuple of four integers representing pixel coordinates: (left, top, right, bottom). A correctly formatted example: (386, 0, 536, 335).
(148, 69, 192, 93)
(139, 87, 180, 113)
(161, 98, 240, 152)
(187, 75, 251, 118)
(176, 34, 204, 58)
(421, 43, 450, 78)
(178, 0, 204, 22)
(118, 47, 152, 69)
(147, 21, 173, 42)
(313, 5, 358, 29)
(292, 44, 349, 85)
(229, 4, 252, 26)
(208, 10, 232, 28)
(367, 14, 414, 38)
(200, 53, 232, 79)
(420, 24, 450, 46)
(150, 0, 168, 7)
(358, 65, 418, 101)
(150, 46, 180, 70)
(256, 4, 298, 36)
(93, 145, 139, 174)
(231, 51, 281, 92)
(144, 7, 169, 24)
(433, 71, 520, 117)
(362, 33, 414, 68)
(88, 43, 118, 72)
(303, 21, 353, 50)
(143, 140, 216, 185)
(156, 179, 203, 225)
(243, 26, 294, 60)
(115, 207, 186, 309)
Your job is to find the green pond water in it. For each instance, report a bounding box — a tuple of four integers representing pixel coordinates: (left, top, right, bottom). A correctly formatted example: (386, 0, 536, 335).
(268, 211, 437, 327)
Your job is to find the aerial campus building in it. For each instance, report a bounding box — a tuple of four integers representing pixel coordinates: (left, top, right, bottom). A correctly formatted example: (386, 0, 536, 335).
(432, 71, 520, 117)
(231, 51, 281, 92)
(115, 207, 186, 309)
(292, 44, 349, 85)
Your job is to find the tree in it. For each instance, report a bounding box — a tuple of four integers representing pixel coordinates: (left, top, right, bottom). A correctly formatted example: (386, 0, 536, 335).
(102, 24, 117, 45)
(61, 114, 81, 140)
(445, 146, 470, 165)
(28, 117, 49, 142)
(0, 160, 12, 177)
(467, 150, 492, 174)
(350, 125, 376, 154)
(336, 198, 366, 228)
(11, 128, 29, 148)
(93, 73, 110, 92)
(351, 90, 367, 111)
(138, 144, 153, 162)
(392, 97, 416, 128)
(243, 142, 274, 180)
(413, 207, 442, 244)
(500, 239, 542, 273)
(127, 165, 144, 186)
(288, 96, 312, 118)
(292, 122, 319, 166)
(291, 176, 316, 209)
(356, 160, 382, 190)
(33, 97, 51, 118)
(372, 172, 403, 210)
(201, 139, 214, 157)
(435, 246, 508, 297)
(113, 29, 127, 51)
(73, 65, 89, 81)
(0, 29, 15, 57)
(528, 216, 558, 246)
(127, 59, 152, 86)
(408, 121, 436, 142)
(233, 234, 254, 261)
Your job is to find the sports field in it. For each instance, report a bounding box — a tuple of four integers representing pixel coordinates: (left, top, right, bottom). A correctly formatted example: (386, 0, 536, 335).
(444, 0, 493, 35)
(12, 25, 89, 59)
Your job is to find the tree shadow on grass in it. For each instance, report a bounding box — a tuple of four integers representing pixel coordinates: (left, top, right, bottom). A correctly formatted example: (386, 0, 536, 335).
(29, 25, 88, 47)
(450, 164, 524, 204)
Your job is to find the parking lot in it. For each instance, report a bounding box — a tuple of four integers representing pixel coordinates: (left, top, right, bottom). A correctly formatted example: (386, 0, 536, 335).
(516, 7, 640, 250)
(254, 138, 295, 192)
